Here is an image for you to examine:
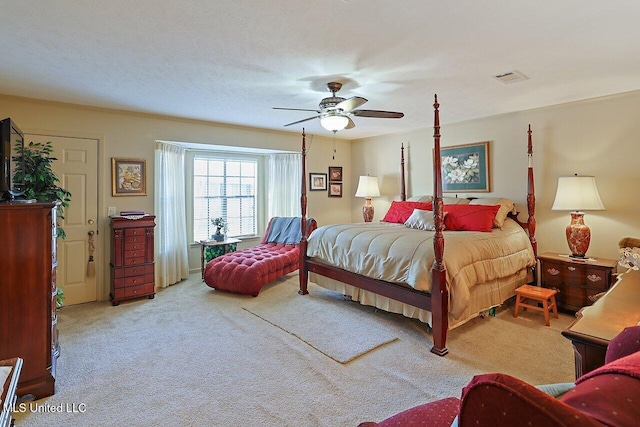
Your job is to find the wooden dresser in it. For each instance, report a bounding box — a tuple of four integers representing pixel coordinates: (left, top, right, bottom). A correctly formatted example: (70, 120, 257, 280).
(0, 203, 59, 399)
(110, 215, 156, 306)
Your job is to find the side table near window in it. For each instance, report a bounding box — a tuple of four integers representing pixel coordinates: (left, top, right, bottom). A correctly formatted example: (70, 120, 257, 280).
(200, 238, 242, 278)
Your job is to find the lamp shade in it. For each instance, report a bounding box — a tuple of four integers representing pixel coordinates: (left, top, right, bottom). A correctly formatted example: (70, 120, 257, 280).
(320, 114, 349, 132)
(551, 176, 604, 211)
(355, 176, 380, 198)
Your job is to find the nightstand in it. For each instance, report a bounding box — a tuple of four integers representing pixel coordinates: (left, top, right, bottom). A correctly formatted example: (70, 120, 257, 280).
(538, 252, 618, 311)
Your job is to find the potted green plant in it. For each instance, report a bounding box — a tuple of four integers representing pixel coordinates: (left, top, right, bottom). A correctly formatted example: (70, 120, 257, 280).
(13, 141, 72, 308)
(211, 217, 227, 241)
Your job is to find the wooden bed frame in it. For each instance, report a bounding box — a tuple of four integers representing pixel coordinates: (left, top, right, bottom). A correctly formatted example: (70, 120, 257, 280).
(298, 95, 537, 356)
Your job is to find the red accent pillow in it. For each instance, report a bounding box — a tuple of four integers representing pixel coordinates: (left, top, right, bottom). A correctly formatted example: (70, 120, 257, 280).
(443, 204, 500, 232)
(381, 201, 433, 224)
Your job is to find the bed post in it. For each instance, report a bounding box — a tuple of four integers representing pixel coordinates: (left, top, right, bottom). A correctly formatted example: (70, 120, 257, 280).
(430, 95, 449, 357)
(401, 143, 407, 201)
(299, 129, 309, 295)
(526, 124, 537, 258)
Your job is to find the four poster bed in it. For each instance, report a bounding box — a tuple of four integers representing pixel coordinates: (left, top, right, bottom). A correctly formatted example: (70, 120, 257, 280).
(298, 95, 537, 356)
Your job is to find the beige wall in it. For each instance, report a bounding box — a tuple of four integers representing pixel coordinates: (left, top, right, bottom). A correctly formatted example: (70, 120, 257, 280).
(351, 90, 640, 262)
(0, 95, 352, 299)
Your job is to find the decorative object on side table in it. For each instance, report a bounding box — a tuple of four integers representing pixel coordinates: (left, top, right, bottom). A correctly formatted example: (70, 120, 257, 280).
(355, 175, 380, 222)
(211, 217, 227, 241)
(551, 174, 605, 258)
(618, 246, 640, 270)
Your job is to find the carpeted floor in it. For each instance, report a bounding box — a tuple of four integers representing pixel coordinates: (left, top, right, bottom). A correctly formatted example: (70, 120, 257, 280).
(14, 273, 576, 426)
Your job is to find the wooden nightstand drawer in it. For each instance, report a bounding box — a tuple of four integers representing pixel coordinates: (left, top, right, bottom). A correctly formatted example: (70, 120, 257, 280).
(585, 267, 610, 291)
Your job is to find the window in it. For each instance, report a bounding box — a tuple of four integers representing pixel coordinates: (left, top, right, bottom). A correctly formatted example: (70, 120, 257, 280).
(193, 155, 258, 241)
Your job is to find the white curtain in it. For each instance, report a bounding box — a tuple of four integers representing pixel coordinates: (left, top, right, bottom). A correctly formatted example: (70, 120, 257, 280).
(154, 142, 189, 288)
(267, 153, 301, 218)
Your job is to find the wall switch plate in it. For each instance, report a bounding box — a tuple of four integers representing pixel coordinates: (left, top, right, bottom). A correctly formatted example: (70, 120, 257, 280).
(108, 206, 117, 217)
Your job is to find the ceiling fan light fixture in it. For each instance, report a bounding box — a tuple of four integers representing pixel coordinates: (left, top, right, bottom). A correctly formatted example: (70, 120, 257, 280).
(320, 113, 349, 132)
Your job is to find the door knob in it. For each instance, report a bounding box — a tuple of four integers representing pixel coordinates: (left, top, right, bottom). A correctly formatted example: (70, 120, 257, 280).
(88, 219, 95, 225)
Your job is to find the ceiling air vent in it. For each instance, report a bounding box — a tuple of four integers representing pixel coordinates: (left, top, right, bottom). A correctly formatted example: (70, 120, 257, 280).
(493, 70, 528, 84)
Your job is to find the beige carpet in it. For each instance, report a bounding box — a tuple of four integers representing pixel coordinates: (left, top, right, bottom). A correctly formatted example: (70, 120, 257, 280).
(242, 287, 398, 363)
(14, 273, 576, 427)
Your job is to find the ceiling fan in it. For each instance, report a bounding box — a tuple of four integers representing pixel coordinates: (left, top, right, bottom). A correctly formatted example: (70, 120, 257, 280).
(273, 82, 404, 132)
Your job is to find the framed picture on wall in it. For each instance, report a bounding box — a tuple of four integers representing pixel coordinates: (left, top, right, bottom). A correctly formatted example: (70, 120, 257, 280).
(309, 173, 328, 191)
(112, 158, 147, 196)
(328, 182, 343, 197)
(439, 141, 490, 192)
(328, 166, 343, 182)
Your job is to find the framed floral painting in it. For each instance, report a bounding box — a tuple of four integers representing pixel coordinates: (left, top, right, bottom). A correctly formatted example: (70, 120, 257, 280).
(112, 158, 147, 196)
(439, 141, 490, 192)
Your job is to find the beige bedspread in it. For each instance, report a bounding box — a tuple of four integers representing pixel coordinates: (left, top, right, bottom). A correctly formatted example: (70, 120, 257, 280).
(306, 218, 535, 320)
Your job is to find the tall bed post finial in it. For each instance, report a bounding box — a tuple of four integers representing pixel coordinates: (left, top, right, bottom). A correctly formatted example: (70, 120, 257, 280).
(526, 124, 537, 257)
(299, 129, 309, 295)
(430, 94, 448, 356)
(401, 143, 406, 201)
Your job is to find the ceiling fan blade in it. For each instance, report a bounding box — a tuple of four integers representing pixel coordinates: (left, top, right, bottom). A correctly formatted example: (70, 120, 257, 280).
(283, 115, 321, 127)
(273, 107, 321, 113)
(351, 109, 404, 119)
(345, 117, 356, 129)
(336, 96, 367, 112)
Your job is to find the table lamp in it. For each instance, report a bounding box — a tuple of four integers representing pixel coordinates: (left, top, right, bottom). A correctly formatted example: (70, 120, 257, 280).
(355, 175, 380, 222)
(551, 174, 605, 258)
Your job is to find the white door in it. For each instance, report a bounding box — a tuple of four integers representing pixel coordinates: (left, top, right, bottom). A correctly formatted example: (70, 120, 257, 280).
(25, 134, 99, 305)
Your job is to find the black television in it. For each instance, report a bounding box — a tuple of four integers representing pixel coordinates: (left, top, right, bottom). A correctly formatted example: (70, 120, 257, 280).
(0, 117, 26, 201)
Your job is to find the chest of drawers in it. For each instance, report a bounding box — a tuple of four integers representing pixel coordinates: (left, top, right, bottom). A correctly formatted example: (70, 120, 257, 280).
(538, 252, 617, 311)
(110, 215, 156, 305)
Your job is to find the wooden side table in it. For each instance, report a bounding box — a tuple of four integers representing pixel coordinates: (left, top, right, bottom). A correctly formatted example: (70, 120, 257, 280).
(199, 238, 242, 278)
(562, 268, 640, 379)
(538, 252, 617, 311)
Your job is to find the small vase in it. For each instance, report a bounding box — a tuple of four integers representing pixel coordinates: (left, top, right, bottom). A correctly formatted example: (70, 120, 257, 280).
(212, 234, 225, 242)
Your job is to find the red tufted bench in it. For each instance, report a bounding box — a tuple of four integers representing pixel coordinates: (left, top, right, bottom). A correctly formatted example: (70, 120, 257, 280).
(203, 217, 317, 296)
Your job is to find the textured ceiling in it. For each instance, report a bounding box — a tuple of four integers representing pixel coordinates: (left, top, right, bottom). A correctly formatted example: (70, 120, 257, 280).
(2, 1, 640, 140)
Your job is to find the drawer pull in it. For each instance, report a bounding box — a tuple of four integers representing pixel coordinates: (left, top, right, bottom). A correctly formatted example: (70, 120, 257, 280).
(587, 274, 602, 282)
(568, 266, 576, 271)
(547, 268, 560, 276)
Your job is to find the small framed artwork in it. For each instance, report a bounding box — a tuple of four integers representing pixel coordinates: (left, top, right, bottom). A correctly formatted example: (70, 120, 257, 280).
(309, 173, 328, 191)
(439, 141, 490, 192)
(112, 158, 147, 196)
(328, 182, 343, 197)
(328, 166, 343, 182)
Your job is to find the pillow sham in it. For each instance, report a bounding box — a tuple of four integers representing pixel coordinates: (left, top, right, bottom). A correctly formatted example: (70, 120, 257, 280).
(404, 209, 447, 231)
(381, 201, 432, 224)
(469, 197, 516, 228)
(443, 204, 500, 232)
(407, 195, 433, 203)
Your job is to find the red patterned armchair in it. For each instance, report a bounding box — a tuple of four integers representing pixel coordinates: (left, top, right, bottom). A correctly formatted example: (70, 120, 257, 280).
(204, 217, 316, 296)
(359, 325, 640, 427)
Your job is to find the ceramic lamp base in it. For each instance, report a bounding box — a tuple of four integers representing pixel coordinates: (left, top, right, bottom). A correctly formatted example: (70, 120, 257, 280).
(362, 198, 374, 222)
(566, 212, 591, 258)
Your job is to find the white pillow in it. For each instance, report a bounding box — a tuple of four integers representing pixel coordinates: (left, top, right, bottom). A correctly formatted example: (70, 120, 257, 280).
(469, 197, 516, 228)
(404, 209, 447, 231)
